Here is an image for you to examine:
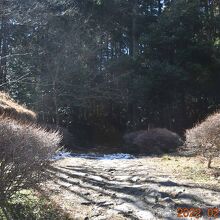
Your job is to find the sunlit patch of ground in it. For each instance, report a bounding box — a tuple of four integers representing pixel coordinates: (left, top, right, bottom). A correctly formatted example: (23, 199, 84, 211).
(42, 155, 220, 220)
(0, 190, 70, 220)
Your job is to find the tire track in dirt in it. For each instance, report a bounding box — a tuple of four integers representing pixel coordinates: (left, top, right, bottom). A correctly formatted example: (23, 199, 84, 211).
(43, 155, 220, 220)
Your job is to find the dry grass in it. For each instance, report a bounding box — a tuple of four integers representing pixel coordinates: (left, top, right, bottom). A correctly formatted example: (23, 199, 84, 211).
(0, 92, 36, 122)
(157, 155, 220, 184)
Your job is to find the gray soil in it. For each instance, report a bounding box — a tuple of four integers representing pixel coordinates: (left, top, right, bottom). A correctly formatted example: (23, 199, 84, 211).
(43, 155, 220, 220)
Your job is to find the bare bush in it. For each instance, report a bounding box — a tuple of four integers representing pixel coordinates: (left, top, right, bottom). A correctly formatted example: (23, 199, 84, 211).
(185, 112, 220, 168)
(0, 117, 61, 206)
(123, 128, 182, 154)
(40, 123, 76, 149)
(123, 130, 145, 153)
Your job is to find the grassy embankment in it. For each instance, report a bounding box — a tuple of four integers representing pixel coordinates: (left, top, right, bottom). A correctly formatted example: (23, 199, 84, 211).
(0, 190, 70, 220)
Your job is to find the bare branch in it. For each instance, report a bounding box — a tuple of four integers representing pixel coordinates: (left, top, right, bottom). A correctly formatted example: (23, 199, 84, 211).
(0, 73, 31, 88)
(0, 53, 33, 60)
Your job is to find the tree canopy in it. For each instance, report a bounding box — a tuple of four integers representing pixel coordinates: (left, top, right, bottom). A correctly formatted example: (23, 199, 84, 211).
(0, 0, 220, 145)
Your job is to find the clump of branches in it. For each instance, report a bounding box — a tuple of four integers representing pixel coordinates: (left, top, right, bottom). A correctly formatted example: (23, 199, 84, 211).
(0, 117, 61, 218)
(124, 128, 183, 154)
(185, 112, 220, 168)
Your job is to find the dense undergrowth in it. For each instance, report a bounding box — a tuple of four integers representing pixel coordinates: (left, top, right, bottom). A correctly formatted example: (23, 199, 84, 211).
(0, 190, 70, 220)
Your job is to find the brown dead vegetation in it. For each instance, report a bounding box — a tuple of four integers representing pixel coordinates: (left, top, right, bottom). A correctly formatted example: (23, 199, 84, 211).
(0, 92, 36, 122)
(0, 117, 61, 216)
(185, 111, 220, 168)
(123, 128, 183, 154)
(0, 92, 62, 219)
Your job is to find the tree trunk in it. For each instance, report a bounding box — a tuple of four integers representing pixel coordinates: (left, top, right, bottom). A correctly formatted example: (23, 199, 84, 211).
(158, 0, 162, 15)
(0, 14, 8, 87)
(52, 79, 59, 125)
(130, 0, 138, 59)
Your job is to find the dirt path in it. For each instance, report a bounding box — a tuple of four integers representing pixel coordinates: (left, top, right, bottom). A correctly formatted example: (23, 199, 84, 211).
(43, 155, 220, 220)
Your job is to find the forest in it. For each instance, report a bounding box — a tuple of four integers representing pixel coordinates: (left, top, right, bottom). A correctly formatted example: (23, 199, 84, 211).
(0, 0, 220, 219)
(0, 0, 219, 146)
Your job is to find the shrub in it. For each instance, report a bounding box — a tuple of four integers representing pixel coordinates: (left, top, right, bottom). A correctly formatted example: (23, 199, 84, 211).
(123, 130, 145, 153)
(185, 112, 220, 168)
(123, 128, 182, 154)
(41, 124, 76, 149)
(0, 117, 61, 210)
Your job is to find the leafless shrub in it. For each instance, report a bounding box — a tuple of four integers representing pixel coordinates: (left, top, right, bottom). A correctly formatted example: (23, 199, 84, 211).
(185, 112, 220, 168)
(123, 130, 146, 145)
(124, 128, 182, 154)
(0, 117, 61, 206)
(40, 123, 76, 149)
